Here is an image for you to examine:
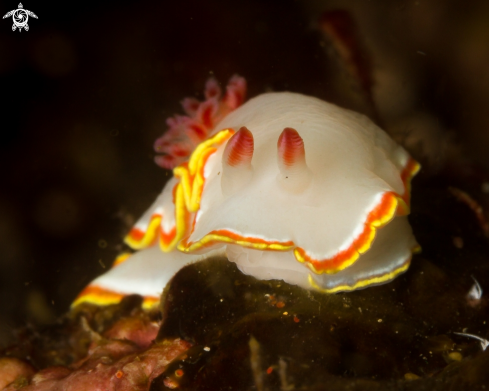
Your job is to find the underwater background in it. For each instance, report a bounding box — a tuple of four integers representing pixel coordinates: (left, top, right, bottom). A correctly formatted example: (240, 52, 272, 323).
(1, 0, 489, 354)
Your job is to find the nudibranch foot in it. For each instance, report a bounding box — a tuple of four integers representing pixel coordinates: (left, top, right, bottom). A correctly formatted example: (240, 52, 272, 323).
(226, 217, 416, 293)
(309, 216, 416, 292)
(73, 246, 226, 309)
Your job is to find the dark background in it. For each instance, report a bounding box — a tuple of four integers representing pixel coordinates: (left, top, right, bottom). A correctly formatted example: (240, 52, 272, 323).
(1, 0, 489, 347)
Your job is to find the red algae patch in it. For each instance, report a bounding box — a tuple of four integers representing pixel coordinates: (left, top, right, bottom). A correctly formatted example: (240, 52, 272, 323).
(0, 358, 35, 390)
(2, 339, 190, 391)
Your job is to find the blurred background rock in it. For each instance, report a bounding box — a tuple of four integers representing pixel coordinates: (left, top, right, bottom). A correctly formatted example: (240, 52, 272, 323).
(1, 0, 489, 348)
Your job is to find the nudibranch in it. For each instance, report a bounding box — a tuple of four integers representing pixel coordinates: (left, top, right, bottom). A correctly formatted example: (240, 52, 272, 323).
(74, 76, 420, 308)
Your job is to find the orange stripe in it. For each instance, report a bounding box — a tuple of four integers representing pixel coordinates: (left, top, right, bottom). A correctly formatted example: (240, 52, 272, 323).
(369, 192, 399, 227)
(127, 228, 145, 242)
(179, 229, 294, 253)
(167, 129, 235, 252)
(125, 214, 161, 249)
(159, 226, 177, 247)
(400, 157, 421, 206)
(294, 157, 420, 274)
(129, 132, 420, 277)
(125, 180, 180, 251)
(158, 181, 182, 250)
(174, 130, 234, 213)
(181, 191, 400, 274)
(353, 224, 375, 254)
(72, 285, 126, 307)
(180, 156, 420, 274)
(295, 192, 399, 274)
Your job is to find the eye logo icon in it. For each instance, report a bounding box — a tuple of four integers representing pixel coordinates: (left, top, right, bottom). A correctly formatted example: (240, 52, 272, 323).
(3, 3, 37, 32)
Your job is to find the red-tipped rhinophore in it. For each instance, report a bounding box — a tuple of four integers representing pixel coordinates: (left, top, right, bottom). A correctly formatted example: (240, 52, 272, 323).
(276, 127, 311, 193)
(223, 127, 254, 167)
(277, 127, 306, 168)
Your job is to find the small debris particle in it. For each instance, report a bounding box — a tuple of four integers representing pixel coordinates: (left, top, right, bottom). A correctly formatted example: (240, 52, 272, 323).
(293, 316, 300, 323)
(417, 51, 426, 56)
(175, 369, 184, 377)
(452, 236, 464, 249)
(266, 294, 278, 306)
(448, 352, 462, 362)
(278, 358, 290, 389)
(454, 332, 489, 351)
(98, 239, 107, 248)
(99, 356, 111, 365)
(98, 259, 106, 269)
(203, 346, 211, 352)
(220, 298, 224, 302)
(482, 182, 489, 194)
(266, 366, 273, 375)
(466, 276, 483, 305)
(115, 370, 124, 379)
(276, 301, 285, 308)
(378, 319, 383, 323)
(164, 377, 179, 389)
(283, 312, 288, 316)
(249, 336, 263, 390)
(405, 372, 420, 380)
(358, 307, 362, 313)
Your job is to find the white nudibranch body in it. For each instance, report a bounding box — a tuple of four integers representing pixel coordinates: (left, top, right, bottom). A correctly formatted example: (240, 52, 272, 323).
(74, 80, 420, 309)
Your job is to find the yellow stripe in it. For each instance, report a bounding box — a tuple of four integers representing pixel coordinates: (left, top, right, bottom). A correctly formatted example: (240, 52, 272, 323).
(71, 292, 124, 308)
(124, 216, 162, 250)
(295, 248, 360, 275)
(167, 129, 236, 252)
(111, 252, 132, 267)
(72, 292, 160, 309)
(159, 184, 187, 252)
(174, 130, 234, 213)
(308, 258, 411, 293)
(178, 232, 294, 253)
